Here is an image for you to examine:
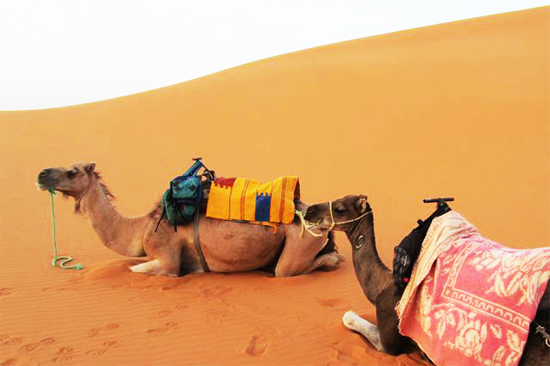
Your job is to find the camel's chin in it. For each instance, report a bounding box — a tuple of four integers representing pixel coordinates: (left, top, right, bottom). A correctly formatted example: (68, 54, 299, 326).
(36, 182, 66, 196)
(36, 182, 51, 191)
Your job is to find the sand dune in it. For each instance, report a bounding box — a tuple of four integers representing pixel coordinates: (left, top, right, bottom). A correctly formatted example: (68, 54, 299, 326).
(0, 7, 548, 366)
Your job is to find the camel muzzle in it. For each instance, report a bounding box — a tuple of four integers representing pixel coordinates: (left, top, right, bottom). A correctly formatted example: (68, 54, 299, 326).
(37, 169, 56, 192)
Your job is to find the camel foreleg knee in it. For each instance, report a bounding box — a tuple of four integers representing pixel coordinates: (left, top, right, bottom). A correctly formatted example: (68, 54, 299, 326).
(314, 252, 344, 271)
(274, 253, 344, 277)
(343, 311, 386, 353)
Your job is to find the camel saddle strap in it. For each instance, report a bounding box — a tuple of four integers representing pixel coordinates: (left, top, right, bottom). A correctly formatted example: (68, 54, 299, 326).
(193, 211, 210, 272)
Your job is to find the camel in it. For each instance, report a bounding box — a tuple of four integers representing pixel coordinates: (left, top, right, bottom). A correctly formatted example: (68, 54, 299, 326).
(36, 162, 343, 277)
(304, 195, 550, 366)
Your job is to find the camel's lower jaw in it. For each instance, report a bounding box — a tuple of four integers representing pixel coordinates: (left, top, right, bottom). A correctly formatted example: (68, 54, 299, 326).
(36, 182, 48, 191)
(35, 181, 56, 193)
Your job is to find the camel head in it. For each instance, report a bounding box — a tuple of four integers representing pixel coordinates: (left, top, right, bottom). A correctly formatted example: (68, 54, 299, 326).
(37, 162, 98, 197)
(304, 195, 371, 231)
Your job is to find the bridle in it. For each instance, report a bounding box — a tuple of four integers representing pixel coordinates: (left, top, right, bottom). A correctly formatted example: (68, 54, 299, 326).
(327, 200, 372, 230)
(297, 201, 372, 238)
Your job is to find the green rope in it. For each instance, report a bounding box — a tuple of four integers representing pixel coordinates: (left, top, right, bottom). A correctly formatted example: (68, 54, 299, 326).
(48, 189, 83, 270)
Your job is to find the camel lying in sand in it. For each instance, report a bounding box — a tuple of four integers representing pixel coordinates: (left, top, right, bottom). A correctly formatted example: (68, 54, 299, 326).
(36, 162, 343, 277)
(304, 195, 549, 366)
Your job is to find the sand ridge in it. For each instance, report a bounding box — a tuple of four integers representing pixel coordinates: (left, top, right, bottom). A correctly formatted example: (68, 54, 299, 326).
(1, 7, 548, 366)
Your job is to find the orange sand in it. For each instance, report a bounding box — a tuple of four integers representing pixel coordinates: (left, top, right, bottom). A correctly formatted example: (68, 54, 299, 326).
(0, 7, 548, 366)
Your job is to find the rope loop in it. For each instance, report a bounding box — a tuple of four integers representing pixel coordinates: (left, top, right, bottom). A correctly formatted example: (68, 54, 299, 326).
(296, 210, 324, 238)
(48, 189, 83, 270)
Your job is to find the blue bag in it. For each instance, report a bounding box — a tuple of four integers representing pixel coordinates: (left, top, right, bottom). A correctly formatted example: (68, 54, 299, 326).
(157, 158, 215, 230)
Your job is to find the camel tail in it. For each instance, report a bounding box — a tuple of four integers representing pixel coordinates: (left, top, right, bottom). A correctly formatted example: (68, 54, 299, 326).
(316, 231, 338, 257)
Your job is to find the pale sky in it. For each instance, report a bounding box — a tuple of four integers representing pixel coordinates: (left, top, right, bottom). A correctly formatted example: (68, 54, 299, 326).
(1, 1, 547, 111)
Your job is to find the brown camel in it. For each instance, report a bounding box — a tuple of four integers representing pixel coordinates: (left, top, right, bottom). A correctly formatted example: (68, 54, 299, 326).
(304, 195, 550, 366)
(36, 162, 343, 277)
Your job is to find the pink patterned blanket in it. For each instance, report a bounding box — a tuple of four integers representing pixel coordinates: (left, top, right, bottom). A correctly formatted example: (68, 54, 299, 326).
(395, 211, 550, 366)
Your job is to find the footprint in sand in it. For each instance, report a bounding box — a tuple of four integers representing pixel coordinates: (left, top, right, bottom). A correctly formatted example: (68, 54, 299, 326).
(158, 309, 172, 318)
(245, 335, 270, 356)
(39, 337, 56, 345)
(84, 348, 109, 356)
(17, 342, 40, 353)
(316, 298, 343, 307)
(0, 288, 13, 296)
(201, 285, 232, 298)
(52, 347, 76, 363)
(329, 341, 368, 364)
(103, 340, 119, 348)
(146, 322, 178, 335)
(88, 323, 121, 337)
(88, 328, 101, 337)
(0, 337, 23, 346)
(103, 323, 120, 330)
(13, 337, 56, 354)
(0, 359, 17, 366)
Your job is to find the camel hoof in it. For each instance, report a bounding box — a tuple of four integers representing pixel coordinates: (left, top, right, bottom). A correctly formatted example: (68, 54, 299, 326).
(130, 259, 161, 275)
(342, 311, 386, 352)
(343, 311, 360, 330)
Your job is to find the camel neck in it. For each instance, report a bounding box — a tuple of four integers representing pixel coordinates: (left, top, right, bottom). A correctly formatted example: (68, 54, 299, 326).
(347, 213, 392, 304)
(79, 177, 146, 257)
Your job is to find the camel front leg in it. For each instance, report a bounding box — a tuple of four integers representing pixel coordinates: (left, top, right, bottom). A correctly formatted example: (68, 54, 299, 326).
(130, 259, 179, 277)
(274, 227, 341, 277)
(343, 311, 386, 352)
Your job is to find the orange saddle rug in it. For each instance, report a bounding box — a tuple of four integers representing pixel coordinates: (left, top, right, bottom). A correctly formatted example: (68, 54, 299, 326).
(205, 176, 300, 225)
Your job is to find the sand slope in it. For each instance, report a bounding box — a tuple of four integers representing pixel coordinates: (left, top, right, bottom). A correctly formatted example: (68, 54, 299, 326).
(1, 7, 548, 366)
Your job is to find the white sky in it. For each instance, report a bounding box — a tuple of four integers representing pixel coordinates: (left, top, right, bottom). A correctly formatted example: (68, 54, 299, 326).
(1, 1, 547, 111)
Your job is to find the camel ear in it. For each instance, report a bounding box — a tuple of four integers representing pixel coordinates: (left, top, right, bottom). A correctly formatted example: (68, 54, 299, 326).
(85, 162, 96, 173)
(355, 195, 369, 213)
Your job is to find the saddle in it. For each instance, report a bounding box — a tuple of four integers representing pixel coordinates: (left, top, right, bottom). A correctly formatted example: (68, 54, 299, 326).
(156, 159, 301, 273)
(392, 198, 453, 291)
(206, 176, 300, 225)
(395, 210, 550, 366)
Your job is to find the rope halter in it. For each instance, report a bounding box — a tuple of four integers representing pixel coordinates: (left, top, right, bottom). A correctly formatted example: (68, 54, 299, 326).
(296, 201, 372, 238)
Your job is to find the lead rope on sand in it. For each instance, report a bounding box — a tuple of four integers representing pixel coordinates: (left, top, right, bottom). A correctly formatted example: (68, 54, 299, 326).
(48, 189, 83, 270)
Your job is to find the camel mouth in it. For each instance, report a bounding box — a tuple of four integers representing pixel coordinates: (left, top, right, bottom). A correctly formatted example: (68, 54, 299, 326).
(36, 172, 58, 193)
(36, 179, 54, 192)
(36, 181, 50, 191)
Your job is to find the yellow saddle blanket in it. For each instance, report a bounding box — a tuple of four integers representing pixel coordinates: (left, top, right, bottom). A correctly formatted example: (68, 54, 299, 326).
(205, 176, 300, 224)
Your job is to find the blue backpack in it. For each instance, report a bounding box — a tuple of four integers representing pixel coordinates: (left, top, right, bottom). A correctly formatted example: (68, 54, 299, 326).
(156, 158, 216, 231)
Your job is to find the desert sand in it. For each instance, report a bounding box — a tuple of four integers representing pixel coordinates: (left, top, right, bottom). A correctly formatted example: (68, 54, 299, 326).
(0, 6, 548, 366)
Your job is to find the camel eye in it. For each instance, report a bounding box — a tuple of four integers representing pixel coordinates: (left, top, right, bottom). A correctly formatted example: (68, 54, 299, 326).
(334, 207, 346, 215)
(67, 170, 78, 178)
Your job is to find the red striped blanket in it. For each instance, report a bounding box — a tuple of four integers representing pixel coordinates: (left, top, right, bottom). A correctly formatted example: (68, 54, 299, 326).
(395, 211, 550, 366)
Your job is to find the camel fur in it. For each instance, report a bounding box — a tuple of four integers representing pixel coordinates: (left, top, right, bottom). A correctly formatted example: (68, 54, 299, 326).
(37, 162, 343, 277)
(304, 195, 549, 366)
